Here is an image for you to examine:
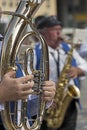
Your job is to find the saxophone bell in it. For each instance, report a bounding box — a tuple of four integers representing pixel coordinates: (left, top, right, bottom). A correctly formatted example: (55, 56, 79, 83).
(68, 84, 80, 99)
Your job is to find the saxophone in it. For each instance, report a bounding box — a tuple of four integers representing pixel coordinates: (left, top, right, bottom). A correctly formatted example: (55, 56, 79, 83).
(45, 44, 80, 129)
(0, 0, 49, 130)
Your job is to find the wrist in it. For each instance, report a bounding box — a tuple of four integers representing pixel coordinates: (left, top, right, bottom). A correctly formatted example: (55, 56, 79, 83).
(77, 67, 84, 76)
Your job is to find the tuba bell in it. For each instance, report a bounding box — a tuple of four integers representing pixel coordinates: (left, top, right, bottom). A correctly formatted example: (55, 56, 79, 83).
(0, 0, 49, 130)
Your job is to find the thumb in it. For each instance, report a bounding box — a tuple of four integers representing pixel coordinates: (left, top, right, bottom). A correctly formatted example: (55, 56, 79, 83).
(5, 70, 16, 78)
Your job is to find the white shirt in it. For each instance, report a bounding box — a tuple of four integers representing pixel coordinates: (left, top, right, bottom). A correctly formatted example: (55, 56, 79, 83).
(34, 43, 87, 84)
(79, 43, 87, 58)
(49, 45, 87, 83)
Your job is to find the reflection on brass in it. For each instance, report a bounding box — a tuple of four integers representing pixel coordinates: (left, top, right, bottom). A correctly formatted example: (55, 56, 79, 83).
(0, 0, 49, 130)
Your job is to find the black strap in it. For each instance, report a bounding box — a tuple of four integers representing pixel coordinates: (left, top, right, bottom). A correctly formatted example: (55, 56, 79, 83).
(0, 114, 5, 130)
(0, 36, 3, 41)
(50, 51, 60, 77)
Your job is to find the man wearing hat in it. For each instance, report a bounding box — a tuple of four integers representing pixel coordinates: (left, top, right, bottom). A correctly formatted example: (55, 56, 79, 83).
(34, 15, 87, 130)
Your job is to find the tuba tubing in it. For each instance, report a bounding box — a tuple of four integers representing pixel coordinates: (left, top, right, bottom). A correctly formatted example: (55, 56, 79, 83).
(1, 0, 49, 130)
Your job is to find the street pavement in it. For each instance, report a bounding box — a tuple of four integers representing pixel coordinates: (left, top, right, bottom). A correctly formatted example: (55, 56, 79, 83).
(76, 78, 87, 130)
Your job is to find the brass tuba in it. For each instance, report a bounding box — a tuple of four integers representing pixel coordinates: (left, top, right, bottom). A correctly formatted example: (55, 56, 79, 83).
(45, 44, 80, 129)
(0, 0, 49, 130)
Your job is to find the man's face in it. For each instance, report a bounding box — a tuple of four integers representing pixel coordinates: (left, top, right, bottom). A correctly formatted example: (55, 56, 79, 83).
(41, 25, 62, 49)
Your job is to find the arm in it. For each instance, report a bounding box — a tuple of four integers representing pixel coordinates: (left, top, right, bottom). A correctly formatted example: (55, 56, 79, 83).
(79, 43, 87, 58)
(67, 66, 85, 79)
(67, 49, 87, 78)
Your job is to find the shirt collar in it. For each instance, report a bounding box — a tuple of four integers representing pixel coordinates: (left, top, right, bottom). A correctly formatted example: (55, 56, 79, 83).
(48, 44, 66, 55)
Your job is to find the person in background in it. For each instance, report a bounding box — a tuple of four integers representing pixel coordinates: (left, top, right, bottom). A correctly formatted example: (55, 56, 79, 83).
(78, 41, 87, 60)
(32, 15, 46, 44)
(34, 15, 87, 130)
(77, 27, 87, 64)
(34, 15, 46, 28)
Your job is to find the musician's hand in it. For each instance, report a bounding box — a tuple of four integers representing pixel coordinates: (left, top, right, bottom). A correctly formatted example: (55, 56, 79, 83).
(67, 66, 84, 78)
(0, 70, 34, 103)
(43, 80, 56, 102)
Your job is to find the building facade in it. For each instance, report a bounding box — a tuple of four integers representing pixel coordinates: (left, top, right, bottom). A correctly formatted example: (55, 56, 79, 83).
(0, 0, 87, 29)
(0, 0, 57, 22)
